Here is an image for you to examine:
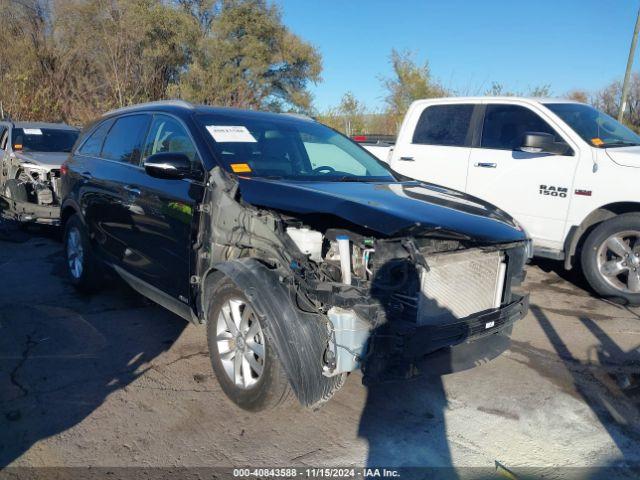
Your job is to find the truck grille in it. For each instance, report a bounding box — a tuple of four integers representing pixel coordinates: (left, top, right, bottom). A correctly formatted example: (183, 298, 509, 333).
(417, 248, 506, 325)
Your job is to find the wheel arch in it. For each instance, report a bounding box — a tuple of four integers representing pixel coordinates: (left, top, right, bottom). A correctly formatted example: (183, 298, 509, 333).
(60, 199, 82, 229)
(201, 258, 344, 408)
(564, 202, 640, 270)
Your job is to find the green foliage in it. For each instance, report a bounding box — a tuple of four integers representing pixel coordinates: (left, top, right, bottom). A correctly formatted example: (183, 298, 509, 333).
(317, 92, 366, 135)
(169, 0, 321, 112)
(381, 49, 447, 126)
(484, 81, 551, 98)
(0, 0, 321, 123)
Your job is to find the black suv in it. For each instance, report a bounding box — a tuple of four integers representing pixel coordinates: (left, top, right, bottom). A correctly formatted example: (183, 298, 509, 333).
(60, 100, 529, 411)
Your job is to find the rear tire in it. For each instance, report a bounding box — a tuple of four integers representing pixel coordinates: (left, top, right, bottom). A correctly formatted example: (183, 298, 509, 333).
(581, 213, 640, 305)
(63, 214, 103, 293)
(206, 276, 293, 411)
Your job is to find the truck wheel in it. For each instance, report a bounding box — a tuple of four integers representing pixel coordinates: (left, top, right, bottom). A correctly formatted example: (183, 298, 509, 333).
(581, 213, 640, 305)
(4, 179, 28, 203)
(206, 276, 293, 411)
(63, 214, 103, 293)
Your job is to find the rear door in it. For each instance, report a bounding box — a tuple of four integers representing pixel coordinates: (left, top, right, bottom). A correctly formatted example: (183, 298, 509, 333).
(466, 103, 579, 249)
(122, 113, 205, 301)
(390, 103, 476, 191)
(78, 114, 152, 266)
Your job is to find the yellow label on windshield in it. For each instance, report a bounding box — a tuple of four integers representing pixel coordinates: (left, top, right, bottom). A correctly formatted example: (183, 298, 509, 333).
(230, 163, 252, 173)
(591, 137, 604, 146)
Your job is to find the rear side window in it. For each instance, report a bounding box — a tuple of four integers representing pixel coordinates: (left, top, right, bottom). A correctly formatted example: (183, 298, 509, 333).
(412, 104, 474, 147)
(481, 104, 562, 150)
(101, 114, 150, 164)
(78, 119, 113, 156)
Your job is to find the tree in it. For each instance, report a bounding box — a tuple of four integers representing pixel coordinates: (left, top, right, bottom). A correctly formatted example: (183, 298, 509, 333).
(335, 92, 366, 135)
(174, 0, 321, 112)
(566, 89, 589, 103)
(381, 49, 447, 127)
(0, 0, 321, 123)
(484, 82, 551, 97)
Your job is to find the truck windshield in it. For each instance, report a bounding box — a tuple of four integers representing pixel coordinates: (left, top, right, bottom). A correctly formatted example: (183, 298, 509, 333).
(12, 128, 79, 153)
(546, 103, 640, 148)
(197, 113, 395, 181)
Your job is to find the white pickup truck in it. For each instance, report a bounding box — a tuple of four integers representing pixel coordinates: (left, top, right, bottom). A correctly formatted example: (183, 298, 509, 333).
(359, 97, 640, 305)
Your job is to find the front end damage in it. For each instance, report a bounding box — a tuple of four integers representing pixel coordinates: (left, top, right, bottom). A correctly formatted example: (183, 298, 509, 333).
(195, 169, 529, 407)
(1, 165, 62, 224)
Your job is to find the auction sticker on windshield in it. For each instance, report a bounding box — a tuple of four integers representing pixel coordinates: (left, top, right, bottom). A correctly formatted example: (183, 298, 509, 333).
(23, 128, 43, 135)
(206, 125, 257, 143)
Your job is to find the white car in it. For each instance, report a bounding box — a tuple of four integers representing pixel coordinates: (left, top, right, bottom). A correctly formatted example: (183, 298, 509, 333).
(361, 97, 640, 305)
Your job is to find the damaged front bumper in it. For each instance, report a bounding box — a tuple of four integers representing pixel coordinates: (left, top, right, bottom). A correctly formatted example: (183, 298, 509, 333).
(401, 294, 529, 357)
(0, 195, 61, 225)
(325, 293, 529, 380)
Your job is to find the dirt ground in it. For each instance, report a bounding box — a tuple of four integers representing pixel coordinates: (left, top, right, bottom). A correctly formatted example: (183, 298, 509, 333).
(1, 220, 639, 478)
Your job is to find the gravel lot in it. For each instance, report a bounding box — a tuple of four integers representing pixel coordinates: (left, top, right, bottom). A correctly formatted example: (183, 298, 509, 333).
(1, 220, 639, 477)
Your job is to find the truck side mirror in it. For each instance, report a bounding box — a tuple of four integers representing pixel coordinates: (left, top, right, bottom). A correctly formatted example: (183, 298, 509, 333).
(144, 152, 192, 180)
(520, 132, 571, 156)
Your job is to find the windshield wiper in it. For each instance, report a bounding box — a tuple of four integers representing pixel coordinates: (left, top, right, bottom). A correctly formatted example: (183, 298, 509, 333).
(329, 176, 391, 183)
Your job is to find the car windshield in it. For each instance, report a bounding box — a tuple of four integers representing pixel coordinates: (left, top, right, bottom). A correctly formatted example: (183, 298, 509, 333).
(197, 113, 395, 181)
(12, 127, 79, 153)
(546, 103, 640, 148)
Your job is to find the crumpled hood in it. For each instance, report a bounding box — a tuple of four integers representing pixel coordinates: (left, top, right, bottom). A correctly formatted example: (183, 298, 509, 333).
(605, 146, 640, 168)
(238, 178, 526, 244)
(14, 151, 69, 169)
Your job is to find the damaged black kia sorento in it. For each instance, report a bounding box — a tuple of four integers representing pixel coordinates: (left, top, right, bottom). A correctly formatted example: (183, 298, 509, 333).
(59, 100, 529, 411)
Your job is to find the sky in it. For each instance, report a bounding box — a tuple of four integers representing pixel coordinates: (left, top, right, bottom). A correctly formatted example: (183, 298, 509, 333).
(276, 0, 640, 112)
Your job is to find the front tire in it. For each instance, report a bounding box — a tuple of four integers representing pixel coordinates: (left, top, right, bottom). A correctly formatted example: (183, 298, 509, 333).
(206, 277, 292, 411)
(581, 213, 640, 305)
(63, 214, 103, 293)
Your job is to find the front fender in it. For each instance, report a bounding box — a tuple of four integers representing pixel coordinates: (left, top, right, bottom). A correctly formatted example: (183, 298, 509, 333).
(202, 258, 344, 408)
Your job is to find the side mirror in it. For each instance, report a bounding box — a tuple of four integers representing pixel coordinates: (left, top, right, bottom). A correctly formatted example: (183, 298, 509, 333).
(520, 132, 571, 156)
(144, 152, 192, 180)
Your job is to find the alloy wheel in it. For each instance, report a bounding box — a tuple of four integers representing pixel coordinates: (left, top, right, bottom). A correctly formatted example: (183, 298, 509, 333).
(216, 298, 265, 389)
(67, 227, 84, 280)
(596, 230, 640, 294)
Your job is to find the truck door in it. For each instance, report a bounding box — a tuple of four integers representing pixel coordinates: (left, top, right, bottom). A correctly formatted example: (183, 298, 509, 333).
(466, 103, 579, 250)
(390, 103, 475, 192)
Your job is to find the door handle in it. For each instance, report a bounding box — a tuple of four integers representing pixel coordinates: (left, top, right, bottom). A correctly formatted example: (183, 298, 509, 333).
(399, 156, 415, 162)
(81, 171, 93, 178)
(124, 185, 141, 196)
(474, 162, 497, 168)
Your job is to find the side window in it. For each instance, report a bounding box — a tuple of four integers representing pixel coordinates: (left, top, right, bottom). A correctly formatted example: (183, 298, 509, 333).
(142, 115, 201, 170)
(78, 119, 114, 156)
(101, 114, 150, 164)
(412, 104, 474, 147)
(481, 104, 563, 150)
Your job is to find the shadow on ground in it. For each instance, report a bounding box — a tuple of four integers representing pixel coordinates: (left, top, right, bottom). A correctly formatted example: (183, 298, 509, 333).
(0, 220, 187, 467)
(531, 305, 640, 478)
(355, 258, 517, 477)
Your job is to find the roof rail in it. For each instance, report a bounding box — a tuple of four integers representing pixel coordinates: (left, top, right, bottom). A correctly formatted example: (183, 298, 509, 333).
(103, 99, 195, 117)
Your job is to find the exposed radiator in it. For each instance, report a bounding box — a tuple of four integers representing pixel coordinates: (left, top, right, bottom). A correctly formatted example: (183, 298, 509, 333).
(418, 248, 506, 325)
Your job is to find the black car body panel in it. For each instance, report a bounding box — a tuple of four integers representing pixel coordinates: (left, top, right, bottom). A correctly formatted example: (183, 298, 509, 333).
(60, 101, 530, 408)
(237, 177, 526, 243)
